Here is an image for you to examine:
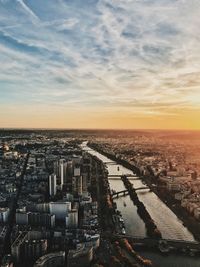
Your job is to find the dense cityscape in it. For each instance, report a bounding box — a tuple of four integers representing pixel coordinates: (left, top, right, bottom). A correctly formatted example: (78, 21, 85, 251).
(0, 129, 200, 267)
(1, 0, 200, 266)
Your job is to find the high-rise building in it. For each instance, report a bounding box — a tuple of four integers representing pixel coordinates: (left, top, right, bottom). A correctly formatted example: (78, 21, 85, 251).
(63, 160, 73, 184)
(59, 159, 64, 189)
(82, 174, 88, 194)
(29, 213, 55, 228)
(72, 176, 83, 196)
(66, 209, 78, 229)
(16, 212, 28, 225)
(53, 161, 59, 178)
(82, 154, 92, 187)
(54, 159, 65, 188)
(0, 208, 10, 223)
(23, 239, 48, 261)
(74, 164, 81, 177)
(16, 212, 55, 228)
(49, 202, 71, 220)
(0, 144, 3, 160)
(49, 174, 57, 196)
(36, 203, 49, 213)
(11, 232, 48, 263)
(11, 232, 28, 262)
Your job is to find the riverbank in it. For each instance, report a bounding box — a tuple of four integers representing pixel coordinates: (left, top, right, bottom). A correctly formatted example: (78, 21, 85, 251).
(154, 187, 200, 241)
(89, 153, 153, 267)
(89, 154, 117, 233)
(121, 175, 162, 239)
(88, 142, 200, 241)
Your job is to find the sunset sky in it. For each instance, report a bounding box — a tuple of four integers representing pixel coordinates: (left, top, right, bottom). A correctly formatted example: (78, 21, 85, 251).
(0, 0, 200, 129)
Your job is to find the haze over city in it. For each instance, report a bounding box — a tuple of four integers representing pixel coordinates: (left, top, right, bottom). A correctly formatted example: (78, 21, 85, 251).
(0, 0, 200, 129)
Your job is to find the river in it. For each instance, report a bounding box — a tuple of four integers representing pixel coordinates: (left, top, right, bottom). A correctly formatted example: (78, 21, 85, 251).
(82, 143, 200, 267)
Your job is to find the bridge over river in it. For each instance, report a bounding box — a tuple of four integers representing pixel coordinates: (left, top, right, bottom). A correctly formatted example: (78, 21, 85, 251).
(109, 177, 141, 180)
(83, 142, 200, 266)
(107, 234, 200, 254)
(111, 187, 150, 198)
(108, 174, 137, 177)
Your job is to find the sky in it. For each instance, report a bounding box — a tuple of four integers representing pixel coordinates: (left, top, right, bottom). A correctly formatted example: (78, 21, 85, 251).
(0, 0, 200, 129)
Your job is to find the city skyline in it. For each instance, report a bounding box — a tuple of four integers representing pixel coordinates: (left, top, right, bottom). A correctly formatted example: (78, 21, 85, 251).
(1, 0, 200, 129)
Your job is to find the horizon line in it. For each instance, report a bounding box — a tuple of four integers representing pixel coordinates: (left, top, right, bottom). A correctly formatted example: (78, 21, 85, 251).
(0, 127, 200, 132)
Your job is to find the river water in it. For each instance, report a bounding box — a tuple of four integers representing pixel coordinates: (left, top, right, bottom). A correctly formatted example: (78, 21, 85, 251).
(82, 143, 200, 267)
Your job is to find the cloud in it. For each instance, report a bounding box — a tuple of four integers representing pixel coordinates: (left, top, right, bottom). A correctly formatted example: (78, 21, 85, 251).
(0, 0, 200, 128)
(16, 0, 40, 23)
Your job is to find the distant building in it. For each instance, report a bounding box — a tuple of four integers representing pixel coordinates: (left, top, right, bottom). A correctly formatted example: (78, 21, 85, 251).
(191, 171, 198, 180)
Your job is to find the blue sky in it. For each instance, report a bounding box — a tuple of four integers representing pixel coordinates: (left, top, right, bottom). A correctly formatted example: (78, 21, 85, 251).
(0, 0, 200, 128)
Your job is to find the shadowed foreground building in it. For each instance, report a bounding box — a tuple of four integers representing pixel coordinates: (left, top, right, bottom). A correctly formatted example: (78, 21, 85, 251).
(34, 251, 65, 267)
(67, 245, 93, 267)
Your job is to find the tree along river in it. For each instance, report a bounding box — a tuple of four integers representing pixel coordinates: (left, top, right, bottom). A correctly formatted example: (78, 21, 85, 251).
(82, 143, 200, 267)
